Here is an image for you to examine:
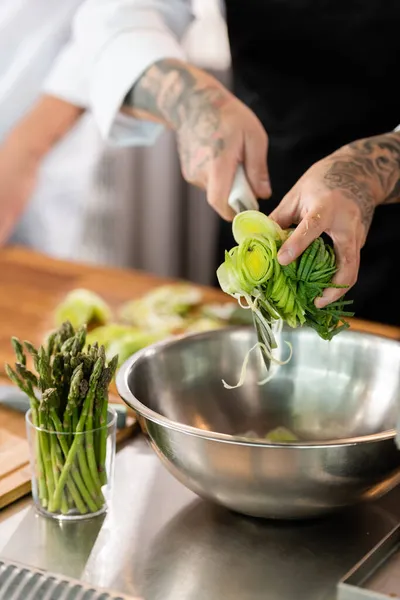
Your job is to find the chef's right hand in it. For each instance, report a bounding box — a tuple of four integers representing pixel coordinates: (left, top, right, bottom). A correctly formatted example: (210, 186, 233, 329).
(124, 60, 271, 220)
(0, 134, 39, 245)
(175, 89, 272, 220)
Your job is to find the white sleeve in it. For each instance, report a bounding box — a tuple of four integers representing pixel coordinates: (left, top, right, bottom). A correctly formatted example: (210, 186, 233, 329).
(44, 0, 195, 145)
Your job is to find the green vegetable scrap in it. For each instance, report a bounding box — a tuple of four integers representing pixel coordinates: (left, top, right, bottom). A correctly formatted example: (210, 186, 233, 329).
(54, 289, 112, 329)
(85, 323, 163, 365)
(86, 323, 139, 350)
(184, 317, 226, 333)
(264, 426, 298, 443)
(106, 330, 164, 365)
(217, 211, 354, 360)
(239, 426, 299, 443)
(6, 322, 118, 516)
(119, 284, 203, 332)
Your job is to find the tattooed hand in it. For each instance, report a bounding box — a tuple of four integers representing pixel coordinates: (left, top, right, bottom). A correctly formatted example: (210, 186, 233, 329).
(270, 131, 400, 307)
(124, 59, 271, 220)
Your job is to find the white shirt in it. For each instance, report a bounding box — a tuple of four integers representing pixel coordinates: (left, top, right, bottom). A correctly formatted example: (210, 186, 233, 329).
(0, 0, 110, 259)
(43, 0, 200, 146)
(0, 0, 85, 141)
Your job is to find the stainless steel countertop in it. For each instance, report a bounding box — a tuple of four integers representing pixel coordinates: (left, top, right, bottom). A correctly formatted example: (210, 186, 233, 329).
(1, 435, 400, 600)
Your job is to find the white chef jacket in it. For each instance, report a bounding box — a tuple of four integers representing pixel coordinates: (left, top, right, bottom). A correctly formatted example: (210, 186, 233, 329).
(43, 0, 204, 146)
(6, 0, 207, 260)
(1, 0, 110, 258)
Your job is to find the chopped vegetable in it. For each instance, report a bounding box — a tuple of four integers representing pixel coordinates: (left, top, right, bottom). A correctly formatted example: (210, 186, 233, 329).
(239, 426, 298, 442)
(184, 317, 226, 333)
(119, 297, 185, 332)
(86, 323, 139, 349)
(119, 284, 202, 332)
(106, 331, 164, 365)
(54, 289, 112, 329)
(264, 426, 298, 442)
(6, 322, 117, 516)
(201, 303, 238, 321)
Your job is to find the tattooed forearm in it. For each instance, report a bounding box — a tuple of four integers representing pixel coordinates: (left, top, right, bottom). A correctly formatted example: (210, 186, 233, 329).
(123, 59, 231, 181)
(323, 131, 400, 230)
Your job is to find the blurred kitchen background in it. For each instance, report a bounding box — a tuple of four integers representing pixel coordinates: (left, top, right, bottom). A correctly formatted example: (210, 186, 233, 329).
(6, 0, 231, 286)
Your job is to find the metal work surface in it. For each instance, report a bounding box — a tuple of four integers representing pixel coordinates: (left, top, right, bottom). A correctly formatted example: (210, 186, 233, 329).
(1, 437, 400, 600)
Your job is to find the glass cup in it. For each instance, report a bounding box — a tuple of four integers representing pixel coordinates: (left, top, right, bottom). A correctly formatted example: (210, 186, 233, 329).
(25, 407, 117, 521)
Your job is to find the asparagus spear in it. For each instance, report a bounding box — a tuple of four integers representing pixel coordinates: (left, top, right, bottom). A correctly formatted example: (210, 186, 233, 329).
(38, 388, 56, 512)
(5, 363, 48, 506)
(97, 355, 118, 485)
(46, 331, 57, 358)
(43, 391, 69, 515)
(45, 388, 90, 515)
(64, 365, 82, 433)
(7, 322, 115, 516)
(24, 341, 39, 371)
(11, 337, 26, 366)
(84, 356, 105, 491)
(71, 326, 87, 356)
(52, 357, 104, 510)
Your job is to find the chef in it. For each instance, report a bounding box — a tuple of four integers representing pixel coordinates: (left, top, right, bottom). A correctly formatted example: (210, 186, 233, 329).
(1, 0, 399, 325)
(0, 0, 108, 259)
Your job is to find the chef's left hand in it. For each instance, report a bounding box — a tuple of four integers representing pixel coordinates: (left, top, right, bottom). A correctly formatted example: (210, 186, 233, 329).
(269, 133, 400, 308)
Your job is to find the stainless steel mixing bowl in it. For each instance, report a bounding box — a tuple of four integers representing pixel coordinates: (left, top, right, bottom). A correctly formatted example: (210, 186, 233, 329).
(116, 326, 400, 519)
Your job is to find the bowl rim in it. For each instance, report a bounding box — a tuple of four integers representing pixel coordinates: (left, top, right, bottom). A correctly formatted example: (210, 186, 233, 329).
(116, 326, 398, 448)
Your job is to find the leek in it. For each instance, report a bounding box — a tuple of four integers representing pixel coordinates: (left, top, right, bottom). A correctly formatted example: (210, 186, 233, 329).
(217, 211, 354, 385)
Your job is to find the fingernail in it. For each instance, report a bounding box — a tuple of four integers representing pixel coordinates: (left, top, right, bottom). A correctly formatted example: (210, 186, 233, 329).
(315, 297, 325, 309)
(277, 248, 294, 265)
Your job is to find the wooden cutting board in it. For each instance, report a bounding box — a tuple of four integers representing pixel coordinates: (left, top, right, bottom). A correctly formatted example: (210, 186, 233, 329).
(0, 245, 399, 513)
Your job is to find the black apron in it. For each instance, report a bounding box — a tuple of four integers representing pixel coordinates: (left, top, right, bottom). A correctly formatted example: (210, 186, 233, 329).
(216, 0, 400, 326)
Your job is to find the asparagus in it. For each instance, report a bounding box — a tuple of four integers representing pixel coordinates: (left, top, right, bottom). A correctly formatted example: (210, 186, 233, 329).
(46, 331, 57, 358)
(24, 341, 39, 371)
(97, 355, 118, 485)
(7, 322, 116, 517)
(44, 388, 91, 514)
(52, 356, 105, 510)
(84, 356, 104, 491)
(11, 337, 26, 366)
(38, 389, 56, 511)
(63, 365, 83, 435)
(71, 326, 87, 356)
(5, 363, 48, 506)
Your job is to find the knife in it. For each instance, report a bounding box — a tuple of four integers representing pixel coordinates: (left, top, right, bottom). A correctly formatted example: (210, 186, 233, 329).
(228, 165, 259, 214)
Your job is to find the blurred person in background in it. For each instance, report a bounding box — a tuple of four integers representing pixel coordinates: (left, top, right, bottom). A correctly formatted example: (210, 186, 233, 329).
(0, 0, 132, 262)
(1, 1, 399, 326)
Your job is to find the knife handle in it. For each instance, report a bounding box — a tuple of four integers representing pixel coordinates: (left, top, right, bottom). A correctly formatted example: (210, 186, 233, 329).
(228, 165, 259, 214)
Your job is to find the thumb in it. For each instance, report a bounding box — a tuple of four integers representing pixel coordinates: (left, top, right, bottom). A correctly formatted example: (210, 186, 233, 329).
(244, 127, 271, 199)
